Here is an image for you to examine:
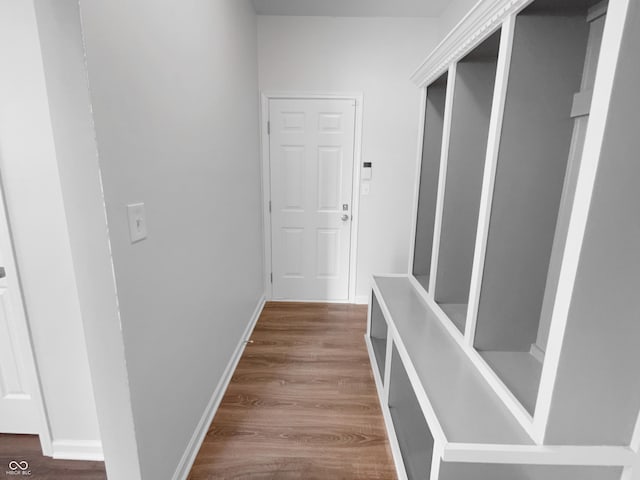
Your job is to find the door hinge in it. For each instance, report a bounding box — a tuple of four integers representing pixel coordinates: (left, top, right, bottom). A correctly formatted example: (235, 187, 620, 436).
(270, 272, 273, 283)
(268, 200, 272, 213)
(267, 121, 270, 135)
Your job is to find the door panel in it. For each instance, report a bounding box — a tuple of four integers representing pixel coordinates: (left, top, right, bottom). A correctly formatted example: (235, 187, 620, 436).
(270, 98, 356, 301)
(0, 187, 40, 434)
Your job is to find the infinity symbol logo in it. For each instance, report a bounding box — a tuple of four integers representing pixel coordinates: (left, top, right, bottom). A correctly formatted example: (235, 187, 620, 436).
(8, 460, 29, 471)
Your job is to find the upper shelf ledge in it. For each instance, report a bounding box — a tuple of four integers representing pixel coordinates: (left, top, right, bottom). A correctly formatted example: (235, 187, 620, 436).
(410, 0, 531, 87)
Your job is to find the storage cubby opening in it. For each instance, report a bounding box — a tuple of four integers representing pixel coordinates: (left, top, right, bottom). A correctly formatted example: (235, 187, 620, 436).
(473, 0, 605, 415)
(434, 30, 501, 334)
(413, 72, 448, 292)
(388, 344, 434, 480)
(369, 293, 388, 381)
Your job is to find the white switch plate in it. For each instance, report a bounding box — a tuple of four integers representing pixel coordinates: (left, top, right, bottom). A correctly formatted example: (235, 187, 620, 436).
(127, 203, 147, 243)
(361, 183, 370, 195)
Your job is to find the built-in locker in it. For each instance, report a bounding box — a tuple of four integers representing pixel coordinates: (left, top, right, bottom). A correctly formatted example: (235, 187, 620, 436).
(473, 0, 605, 416)
(413, 73, 448, 292)
(367, 0, 640, 476)
(434, 30, 501, 334)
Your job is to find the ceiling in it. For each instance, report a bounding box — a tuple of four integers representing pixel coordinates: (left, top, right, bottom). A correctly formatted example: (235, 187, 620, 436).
(251, 0, 449, 17)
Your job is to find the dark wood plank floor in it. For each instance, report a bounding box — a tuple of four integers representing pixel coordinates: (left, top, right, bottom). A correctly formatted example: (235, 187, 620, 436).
(0, 434, 106, 479)
(189, 302, 396, 480)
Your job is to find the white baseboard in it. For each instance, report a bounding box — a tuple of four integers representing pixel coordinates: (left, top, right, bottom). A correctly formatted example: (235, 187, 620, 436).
(354, 294, 370, 305)
(171, 295, 266, 480)
(52, 439, 103, 461)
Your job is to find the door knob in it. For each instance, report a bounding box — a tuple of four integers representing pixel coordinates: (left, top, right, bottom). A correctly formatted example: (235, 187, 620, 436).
(341, 214, 350, 221)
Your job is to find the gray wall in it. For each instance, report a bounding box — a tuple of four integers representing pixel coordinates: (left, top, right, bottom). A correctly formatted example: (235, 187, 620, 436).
(413, 79, 447, 279)
(474, 14, 588, 352)
(545, 0, 640, 445)
(435, 60, 496, 304)
(78, 0, 264, 477)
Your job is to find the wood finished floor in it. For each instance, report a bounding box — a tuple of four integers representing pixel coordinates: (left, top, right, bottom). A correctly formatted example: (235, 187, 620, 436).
(189, 302, 396, 480)
(0, 434, 106, 479)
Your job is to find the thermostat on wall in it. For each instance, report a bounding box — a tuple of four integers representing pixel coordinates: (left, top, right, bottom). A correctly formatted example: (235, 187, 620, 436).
(362, 162, 372, 180)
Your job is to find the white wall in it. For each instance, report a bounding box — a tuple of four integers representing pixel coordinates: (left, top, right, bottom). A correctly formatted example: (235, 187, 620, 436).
(258, 16, 439, 299)
(0, 0, 101, 454)
(437, 0, 479, 42)
(78, 0, 264, 478)
(33, 0, 141, 474)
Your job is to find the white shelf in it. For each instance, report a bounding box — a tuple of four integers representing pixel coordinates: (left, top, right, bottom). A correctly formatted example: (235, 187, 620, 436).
(438, 302, 467, 334)
(480, 351, 542, 415)
(374, 275, 530, 445)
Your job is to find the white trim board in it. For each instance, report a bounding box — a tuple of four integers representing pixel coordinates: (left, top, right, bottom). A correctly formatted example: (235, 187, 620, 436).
(441, 443, 636, 467)
(354, 294, 369, 305)
(51, 440, 103, 462)
(410, 0, 534, 87)
(171, 295, 266, 480)
(260, 92, 364, 304)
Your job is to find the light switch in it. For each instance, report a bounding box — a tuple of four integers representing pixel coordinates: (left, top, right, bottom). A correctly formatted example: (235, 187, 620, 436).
(127, 203, 147, 243)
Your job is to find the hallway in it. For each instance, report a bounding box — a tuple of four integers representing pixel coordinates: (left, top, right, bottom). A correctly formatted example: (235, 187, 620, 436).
(188, 302, 396, 479)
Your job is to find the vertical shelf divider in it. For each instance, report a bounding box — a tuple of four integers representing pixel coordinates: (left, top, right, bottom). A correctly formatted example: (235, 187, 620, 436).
(383, 334, 393, 403)
(408, 86, 429, 275)
(465, 15, 516, 348)
(428, 64, 457, 295)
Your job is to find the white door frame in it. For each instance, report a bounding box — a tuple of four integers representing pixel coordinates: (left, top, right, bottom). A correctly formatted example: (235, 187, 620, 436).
(0, 176, 53, 455)
(260, 92, 364, 303)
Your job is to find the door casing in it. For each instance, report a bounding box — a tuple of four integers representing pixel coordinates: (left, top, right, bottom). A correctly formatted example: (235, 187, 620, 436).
(260, 92, 364, 303)
(0, 175, 52, 455)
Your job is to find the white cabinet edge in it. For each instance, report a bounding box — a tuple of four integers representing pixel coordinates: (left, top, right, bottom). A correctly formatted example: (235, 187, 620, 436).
(410, 0, 533, 87)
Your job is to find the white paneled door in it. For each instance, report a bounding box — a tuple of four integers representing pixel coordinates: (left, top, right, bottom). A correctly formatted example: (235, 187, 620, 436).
(269, 98, 356, 301)
(0, 187, 41, 434)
